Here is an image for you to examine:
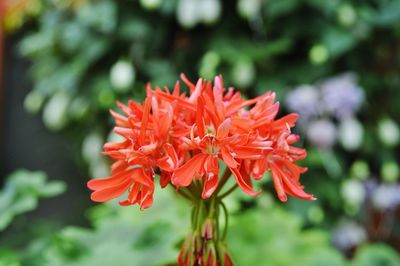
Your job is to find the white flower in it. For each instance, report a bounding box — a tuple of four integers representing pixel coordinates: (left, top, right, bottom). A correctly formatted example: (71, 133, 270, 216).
(42, 93, 70, 131)
(82, 133, 104, 162)
(230, 59, 255, 88)
(341, 180, 365, 206)
(339, 117, 364, 151)
(378, 118, 399, 147)
(237, 0, 261, 19)
(24, 91, 44, 114)
(177, 0, 200, 28)
(139, 0, 162, 10)
(89, 158, 110, 178)
(199, 0, 221, 24)
(110, 60, 135, 92)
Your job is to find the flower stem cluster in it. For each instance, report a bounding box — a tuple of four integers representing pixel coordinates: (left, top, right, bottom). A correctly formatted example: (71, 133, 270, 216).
(178, 191, 233, 266)
(87, 74, 315, 265)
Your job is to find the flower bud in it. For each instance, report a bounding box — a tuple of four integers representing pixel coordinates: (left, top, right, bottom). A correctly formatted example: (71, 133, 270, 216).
(178, 233, 192, 266)
(201, 218, 214, 240)
(205, 244, 217, 266)
(218, 244, 234, 266)
(224, 252, 233, 266)
(192, 232, 203, 254)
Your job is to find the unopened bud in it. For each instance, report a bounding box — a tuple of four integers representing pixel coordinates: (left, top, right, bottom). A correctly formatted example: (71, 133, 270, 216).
(178, 233, 192, 266)
(218, 244, 234, 266)
(224, 252, 233, 266)
(193, 233, 202, 253)
(205, 243, 217, 266)
(202, 218, 214, 240)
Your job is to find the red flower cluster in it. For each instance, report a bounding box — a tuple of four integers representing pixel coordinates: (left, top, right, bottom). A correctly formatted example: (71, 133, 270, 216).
(87, 74, 315, 209)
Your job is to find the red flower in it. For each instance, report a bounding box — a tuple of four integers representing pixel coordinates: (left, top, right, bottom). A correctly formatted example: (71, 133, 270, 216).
(87, 74, 314, 209)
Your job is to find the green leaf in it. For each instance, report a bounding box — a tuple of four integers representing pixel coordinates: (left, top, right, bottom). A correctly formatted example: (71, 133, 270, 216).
(22, 187, 189, 266)
(228, 206, 345, 266)
(351, 244, 400, 266)
(373, 0, 400, 27)
(323, 28, 357, 57)
(265, 0, 301, 19)
(0, 170, 66, 231)
(0, 248, 21, 266)
(76, 0, 117, 33)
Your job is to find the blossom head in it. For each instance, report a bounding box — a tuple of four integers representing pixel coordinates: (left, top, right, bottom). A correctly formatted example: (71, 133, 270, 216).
(87, 74, 315, 209)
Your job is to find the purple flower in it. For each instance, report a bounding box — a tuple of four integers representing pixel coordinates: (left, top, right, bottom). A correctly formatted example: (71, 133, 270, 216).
(332, 220, 366, 251)
(363, 179, 378, 198)
(285, 85, 320, 122)
(320, 73, 364, 119)
(306, 119, 337, 149)
(372, 184, 400, 210)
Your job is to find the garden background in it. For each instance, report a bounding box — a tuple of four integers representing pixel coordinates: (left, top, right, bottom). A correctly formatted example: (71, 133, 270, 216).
(1, 0, 400, 265)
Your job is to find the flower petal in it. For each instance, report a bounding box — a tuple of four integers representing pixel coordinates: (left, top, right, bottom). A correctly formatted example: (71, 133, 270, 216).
(230, 167, 259, 196)
(119, 183, 141, 206)
(139, 184, 154, 209)
(202, 156, 219, 198)
(252, 159, 267, 180)
(172, 154, 208, 187)
(180, 73, 195, 92)
(87, 170, 130, 190)
(188, 78, 203, 104)
(90, 178, 133, 202)
(216, 118, 231, 140)
(196, 96, 206, 138)
(221, 146, 238, 168)
(270, 162, 314, 200)
(139, 96, 152, 145)
(160, 171, 171, 188)
(269, 164, 288, 202)
(157, 143, 179, 172)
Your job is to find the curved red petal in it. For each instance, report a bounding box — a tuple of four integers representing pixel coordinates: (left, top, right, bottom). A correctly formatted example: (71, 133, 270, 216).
(269, 165, 288, 202)
(216, 118, 231, 140)
(221, 146, 238, 168)
(230, 167, 259, 197)
(172, 154, 208, 187)
(87, 170, 130, 190)
(202, 156, 219, 198)
(90, 178, 132, 202)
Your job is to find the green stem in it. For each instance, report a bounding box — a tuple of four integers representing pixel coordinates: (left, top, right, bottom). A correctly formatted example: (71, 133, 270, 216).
(215, 198, 220, 242)
(191, 205, 196, 230)
(214, 167, 232, 195)
(209, 196, 216, 218)
(187, 183, 200, 198)
(192, 199, 201, 230)
(220, 201, 229, 241)
(218, 184, 238, 199)
(176, 187, 196, 203)
(197, 200, 206, 231)
(194, 179, 203, 192)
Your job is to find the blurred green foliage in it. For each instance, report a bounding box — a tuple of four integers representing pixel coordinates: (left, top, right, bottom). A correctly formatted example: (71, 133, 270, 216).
(0, 170, 66, 231)
(1, 183, 399, 266)
(3, 0, 400, 265)
(17, 186, 189, 266)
